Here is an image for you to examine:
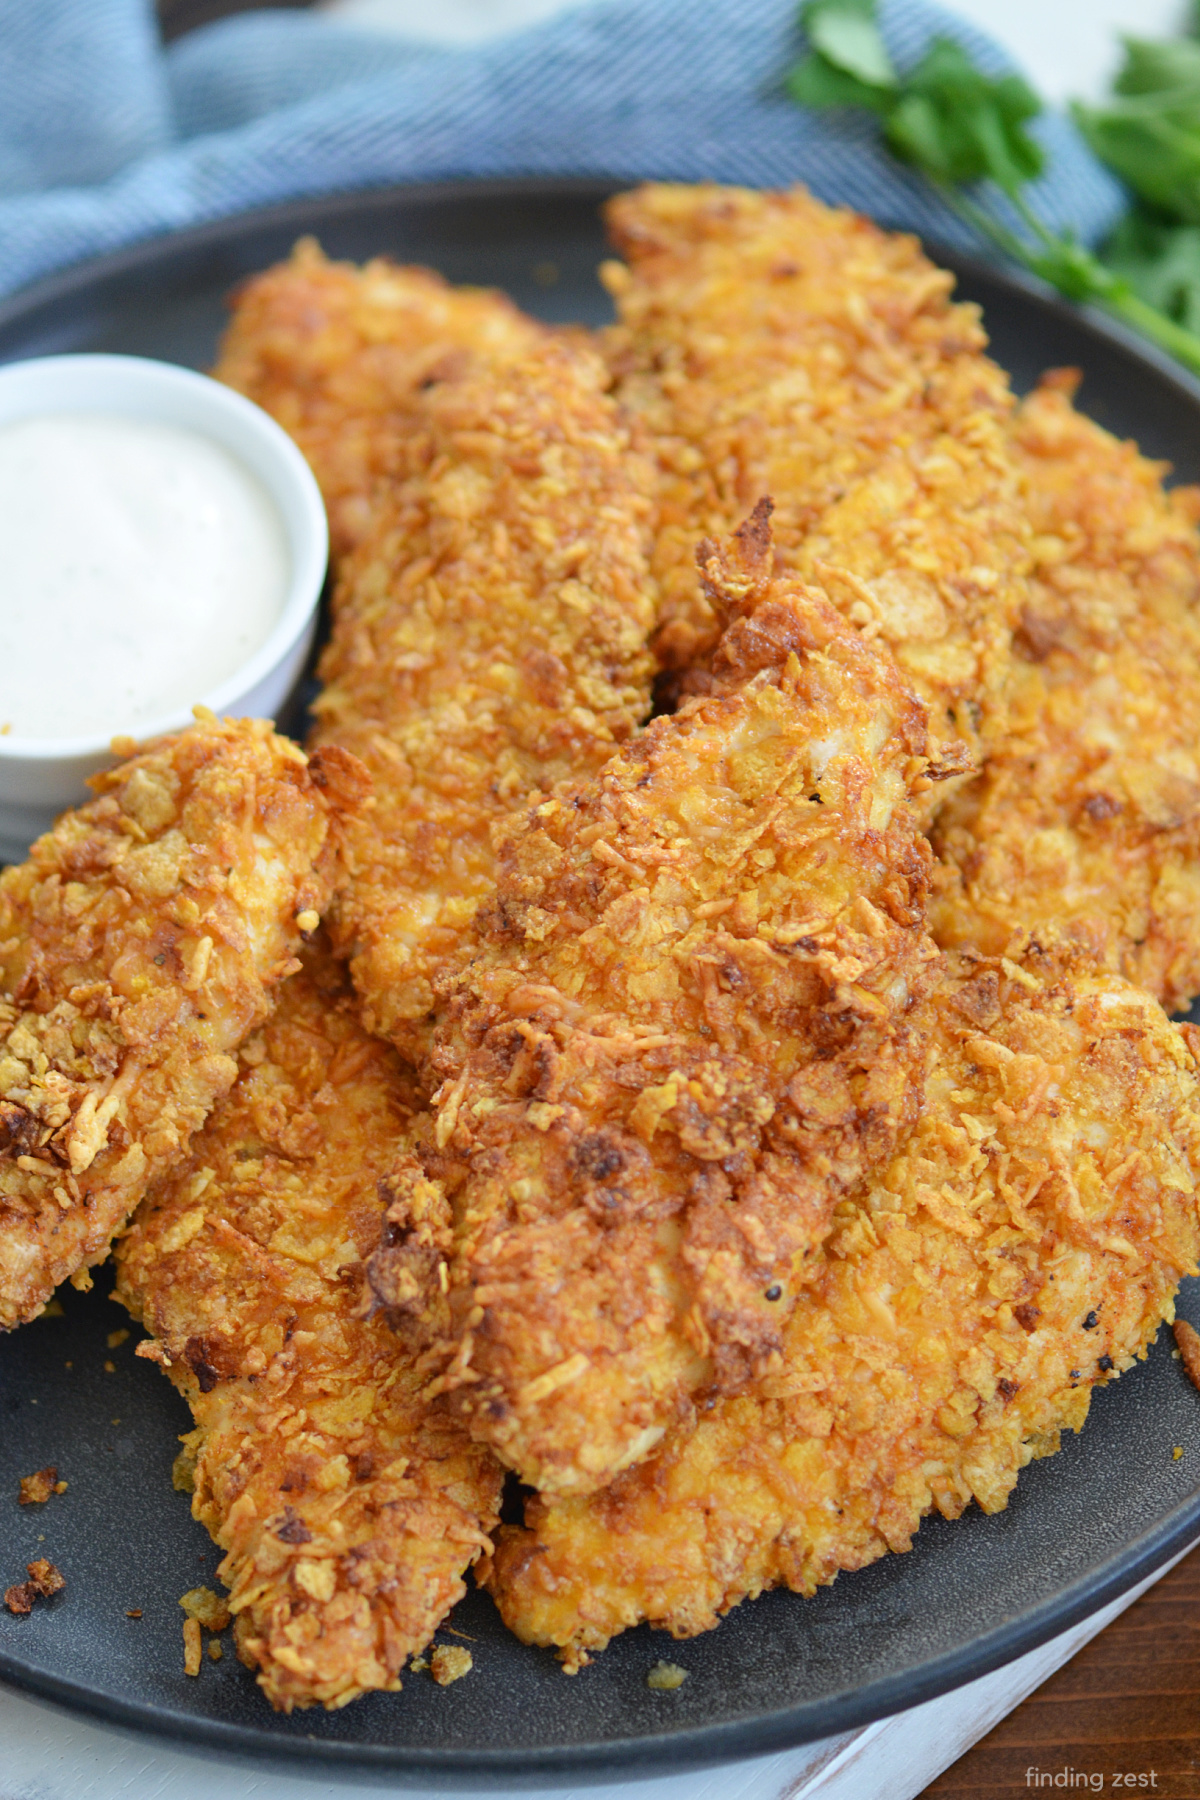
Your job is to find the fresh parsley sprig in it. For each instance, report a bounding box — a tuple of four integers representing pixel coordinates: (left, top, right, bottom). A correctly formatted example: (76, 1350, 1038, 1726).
(786, 0, 1200, 378)
(1073, 30, 1200, 343)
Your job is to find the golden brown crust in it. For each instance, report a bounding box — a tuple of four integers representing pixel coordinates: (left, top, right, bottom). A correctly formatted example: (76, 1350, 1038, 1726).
(932, 375, 1200, 1012)
(373, 510, 939, 1496)
(601, 182, 1030, 782)
(214, 238, 542, 561)
(0, 716, 346, 1330)
(208, 197, 1200, 1689)
(486, 947, 1200, 1665)
(309, 328, 658, 1059)
(114, 944, 502, 1712)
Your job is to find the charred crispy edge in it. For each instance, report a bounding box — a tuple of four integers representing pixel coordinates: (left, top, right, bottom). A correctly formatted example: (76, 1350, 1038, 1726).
(696, 496, 775, 619)
(365, 1152, 453, 1352)
(306, 743, 373, 817)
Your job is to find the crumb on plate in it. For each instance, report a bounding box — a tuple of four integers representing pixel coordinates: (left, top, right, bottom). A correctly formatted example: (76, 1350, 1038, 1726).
(5, 1559, 64, 1615)
(183, 1617, 202, 1676)
(1174, 1319, 1200, 1391)
(18, 1466, 58, 1505)
(647, 1661, 688, 1691)
(179, 1586, 231, 1631)
(430, 1645, 473, 1686)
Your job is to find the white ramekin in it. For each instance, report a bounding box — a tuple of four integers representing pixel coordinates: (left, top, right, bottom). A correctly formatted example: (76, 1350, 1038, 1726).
(0, 353, 328, 864)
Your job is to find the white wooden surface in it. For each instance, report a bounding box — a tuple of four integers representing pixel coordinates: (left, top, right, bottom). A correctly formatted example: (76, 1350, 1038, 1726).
(4, 2, 1188, 1794)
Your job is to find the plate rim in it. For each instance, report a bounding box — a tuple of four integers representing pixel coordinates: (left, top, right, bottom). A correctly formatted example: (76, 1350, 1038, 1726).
(2, 1493, 1199, 1785)
(3, 173, 1200, 1781)
(5, 172, 1200, 419)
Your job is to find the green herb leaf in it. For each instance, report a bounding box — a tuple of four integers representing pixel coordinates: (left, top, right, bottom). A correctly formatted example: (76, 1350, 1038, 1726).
(884, 39, 1043, 196)
(785, 51, 894, 115)
(1075, 34, 1200, 223)
(1105, 207, 1200, 333)
(1112, 35, 1200, 98)
(801, 0, 897, 90)
(781, 0, 1200, 381)
(1075, 98, 1200, 223)
(1022, 237, 1121, 304)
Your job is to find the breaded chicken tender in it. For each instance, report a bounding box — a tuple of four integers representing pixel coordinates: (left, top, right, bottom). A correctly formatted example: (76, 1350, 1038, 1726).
(115, 945, 501, 1712)
(369, 506, 936, 1497)
(0, 717, 347, 1331)
(602, 182, 1030, 783)
(310, 329, 658, 1059)
(215, 238, 540, 560)
(487, 947, 1200, 1666)
(932, 373, 1200, 1014)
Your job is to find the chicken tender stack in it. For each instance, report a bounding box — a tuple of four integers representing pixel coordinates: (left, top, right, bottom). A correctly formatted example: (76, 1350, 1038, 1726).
(932, 373, 1200, 1013)
(116, 944, 501, 1712)
(487, 947, 1200, 1666)
(370, 507, 937, 1497)
(130, 184, 1200, 1701)
(215, 238, 541, 560)
(310, 327, 658, 1058)
(0, 717, 347, 1330)
(602, 183, 1031, 783)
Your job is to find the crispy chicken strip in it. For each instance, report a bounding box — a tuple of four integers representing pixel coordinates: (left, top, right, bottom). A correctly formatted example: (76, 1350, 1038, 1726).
(0, 716, 349, 1330)
(602, 182, 1030, 783)
(114, 944, 501, 1712)
(215, 238, 541, 560)
(486, 947, 1200, 1666)
(369, 505, 937, 1497)
(308, 327, 658, 1059)
(932, 373, 1200, 1013)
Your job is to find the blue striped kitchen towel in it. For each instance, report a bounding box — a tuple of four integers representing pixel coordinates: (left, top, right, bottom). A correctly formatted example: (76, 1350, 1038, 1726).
(0, 0, 1125, 299)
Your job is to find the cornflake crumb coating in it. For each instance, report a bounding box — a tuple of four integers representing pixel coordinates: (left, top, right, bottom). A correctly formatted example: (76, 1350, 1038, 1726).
(214, 238, 542, 562)
(932, 373, 1200, 1014)
(309, 323, 658, 1061)
(115, 944, 502, 1712)
(601, 182, 1031, 788)
(0, 716, 348, 1330)
(486, 947, 1200, 1667)
(371, 507, 938, 1498)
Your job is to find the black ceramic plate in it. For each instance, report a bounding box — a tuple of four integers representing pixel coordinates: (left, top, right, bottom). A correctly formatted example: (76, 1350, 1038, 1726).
(2, 179, 1200, 1787)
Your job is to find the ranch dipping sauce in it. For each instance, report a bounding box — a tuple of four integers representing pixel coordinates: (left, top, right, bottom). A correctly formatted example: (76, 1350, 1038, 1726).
(0, 411, 290, 740)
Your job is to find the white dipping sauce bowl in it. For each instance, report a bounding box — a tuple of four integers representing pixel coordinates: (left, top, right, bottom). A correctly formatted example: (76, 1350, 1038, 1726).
(0, 353, 328, 864)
